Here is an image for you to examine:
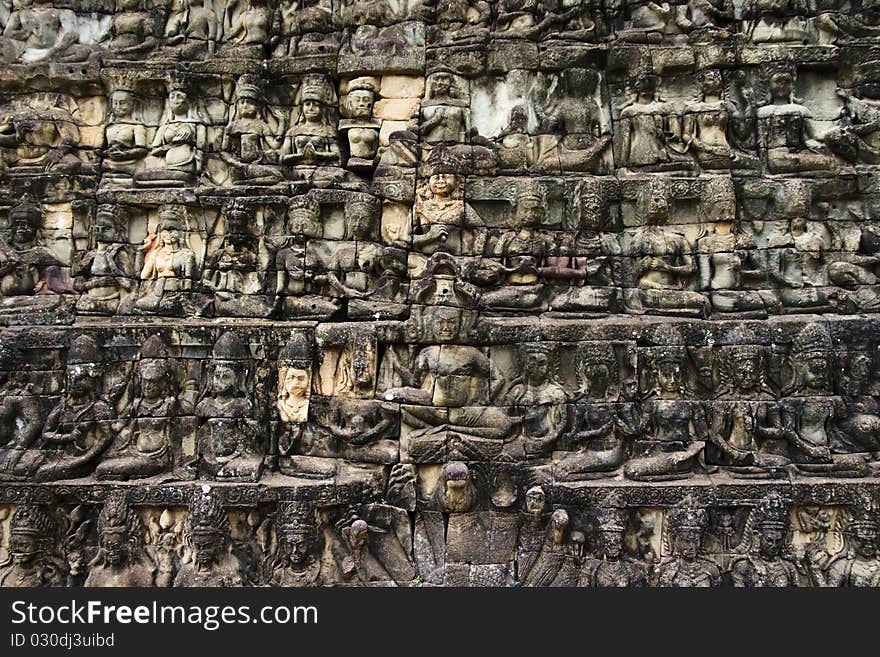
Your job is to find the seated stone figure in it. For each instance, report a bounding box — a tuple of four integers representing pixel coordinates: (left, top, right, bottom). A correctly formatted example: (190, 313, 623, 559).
(0, 0, 95, 64)
(625, 326, 708, 481)
(623, 181, 709, 317)
(193, 332, 263, 482)
(219, 77, 283, 186)
(101, 89, 149, 187)
(824, 498, 880, 587)
(0, 200, 72, 320)
(134, 82, 208, 188)
(555, 344, 639, 480)
(7, 335, 112, 482)
(779, 323, 870, 477)
(383, 305, 513, 463)
(96, 336, 181, 481)
(73, 205, 135, 316)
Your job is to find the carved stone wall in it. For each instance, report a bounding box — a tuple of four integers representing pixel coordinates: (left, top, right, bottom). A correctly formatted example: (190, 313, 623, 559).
(0, 0, 878, 587)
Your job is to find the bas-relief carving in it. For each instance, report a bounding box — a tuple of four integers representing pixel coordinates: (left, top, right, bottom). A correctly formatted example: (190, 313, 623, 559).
(0, 0, 879, 587)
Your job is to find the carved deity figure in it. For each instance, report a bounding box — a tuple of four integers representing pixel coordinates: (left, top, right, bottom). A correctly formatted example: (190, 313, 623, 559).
(708, 325, 787, 477)
(220, 76, 283, 186)
(384, 305, 513, 463)
(11, 335, 112, 481)
(420, 72, 470, 145)
(502, 343, 568, 458)
(101, 89, 149, 186)
(535, 68, 611, 172)
(477, 181, 554, 311)
(194, 332, 262, 482)
(0, 340, 43, 476)
(96, 336, 180, 480)
(221, 0, 271, 57)
(580, 494, 648, 587)
(556, 344, 638, 480)
(0, 505, 64, 587)
(173, 492, 244, 587)
(264, 502, 323, 586)
(625, 326, 708, 481)
(339, 77, 380, 170)
(618, 75, 679, 171)
(624, 181, 709, 317)
(825, 499, 880, 587)
(0, 0, 93, 64)
(413, 150, 485, 256)
(756, 68, 846, 176)
(0, 201, 71, 317)
(271, 0, 339, 56)
(781, 323, 867, 476)
(428, 0, 491, 44)
(731, 493, 799, 587)
(73, 205, 135, 315)
(656, 495, 721, 587)
(85, 492, 170, 587)
(161, 0, 218, 60)
(134, 82, 208, 187)
(106, 0, 158, 59)
(203, 201, 272, 317)
(281, 74, 340, 167)
(136, 205, 199, 315)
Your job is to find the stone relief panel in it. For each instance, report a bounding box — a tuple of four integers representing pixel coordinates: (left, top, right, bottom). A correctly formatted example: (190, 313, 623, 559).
(0, 0, 876, 587)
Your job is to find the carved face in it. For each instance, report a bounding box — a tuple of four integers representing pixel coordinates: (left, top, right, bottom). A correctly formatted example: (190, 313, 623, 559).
(281, 531, 311, 564)
(11, 213, 38, 245)
(431, 74, 452, 98)
(101, 530, 128, 566)
(769, 73, 793, 101)
(602, 530, 624, 560)
(10, 532, 40, 565)
(850, 353, 872, 383)
(159, 225, 180, 247)
(516, 196, 545, 228)
(580, 360, 610, 396)
(346, 202, 373, 240)
(302, 99, 322, 120)
(281, 367, 309, 397)
(140, 365, 167, 401)
(674, 530, 701, 561)
(192, 532, 222, 566)
(731, 350, 761, 390)
(348, 520, 368, 550)
(67, 365, 99, 400)
(523, 349, 550, 384)
(212, 362, 240, 397)
(758, 527, 784, 559)
(432, 308, 461, 343)
(525, 487, 545, 515)
(237, 98, 259, 119)
(94, 214, 118, 244)
(701, 71, 722, 97)
(111, 91, 135, 119)
(854, 528, 878, 558)
(656, 360, 682, 394)
(428, 173, 457, 198)
(348, 90, 374, 118)
(803, 354, 829, 390)
(289, 207, 321, 238)
(169, 91, 189, 114)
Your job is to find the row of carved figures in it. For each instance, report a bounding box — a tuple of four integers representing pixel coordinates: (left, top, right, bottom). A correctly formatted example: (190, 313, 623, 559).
(4, 64, 880, 184)
(6, 188, 880, 321)
(2, 484, 878, 587)
(1, 319, 879, 483)
(0, 0, 877, 66)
